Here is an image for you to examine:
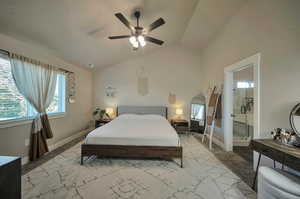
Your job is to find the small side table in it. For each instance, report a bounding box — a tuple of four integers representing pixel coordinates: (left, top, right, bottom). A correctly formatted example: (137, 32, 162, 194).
(95, 119, 112, 128)
(0, 156, 21, 199)
(170, 119, 190, 134)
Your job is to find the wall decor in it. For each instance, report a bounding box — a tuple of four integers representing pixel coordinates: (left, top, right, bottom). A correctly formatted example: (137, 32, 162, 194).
(137, 66, 149, 96)
(137, 77, 148, 96)
(105, 86, 116, 97)
(168, 93, 176, 104)
(67, 72, 76, 103)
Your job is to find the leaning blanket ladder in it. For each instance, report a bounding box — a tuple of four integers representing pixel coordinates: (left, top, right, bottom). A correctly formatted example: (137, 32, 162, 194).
(202, 87, 221, 150)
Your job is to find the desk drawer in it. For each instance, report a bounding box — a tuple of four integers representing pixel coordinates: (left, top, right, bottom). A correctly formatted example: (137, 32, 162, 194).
(252, 142, 284, 163)
(284, 155, 300, 171)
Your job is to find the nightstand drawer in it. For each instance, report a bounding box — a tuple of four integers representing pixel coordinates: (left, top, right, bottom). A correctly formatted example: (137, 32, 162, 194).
(174, 122, 188, 127)
(170, 119, 189, 134)
(95, 119, 111, 128)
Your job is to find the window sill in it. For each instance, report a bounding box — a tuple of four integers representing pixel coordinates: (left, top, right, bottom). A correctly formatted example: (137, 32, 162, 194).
(0, 113, 66, 129)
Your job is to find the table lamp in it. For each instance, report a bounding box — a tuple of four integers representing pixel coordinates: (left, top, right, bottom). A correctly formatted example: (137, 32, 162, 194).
(105, 107, 114, 118)
(176, 108, 183, 119)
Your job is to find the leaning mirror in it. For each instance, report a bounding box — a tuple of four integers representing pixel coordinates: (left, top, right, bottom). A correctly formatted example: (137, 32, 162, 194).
(290, 103, 300, 138)
(190, 94, 206, 133)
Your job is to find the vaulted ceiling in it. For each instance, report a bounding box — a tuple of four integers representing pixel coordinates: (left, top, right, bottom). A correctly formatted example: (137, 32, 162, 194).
(0, 0, 247, 69)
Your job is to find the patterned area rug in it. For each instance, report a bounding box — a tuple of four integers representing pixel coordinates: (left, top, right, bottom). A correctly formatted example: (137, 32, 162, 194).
(22, 136, 256, 199)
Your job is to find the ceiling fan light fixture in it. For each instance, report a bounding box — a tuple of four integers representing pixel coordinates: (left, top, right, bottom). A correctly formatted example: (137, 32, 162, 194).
(132, 40, 139, 48)
(138, 35, 146, 47)
(109, 12, 164, 49)
(129, 36, 136, 45)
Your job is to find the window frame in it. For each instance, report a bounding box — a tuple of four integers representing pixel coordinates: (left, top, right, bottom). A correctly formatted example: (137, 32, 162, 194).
(0, 56, 67, 128)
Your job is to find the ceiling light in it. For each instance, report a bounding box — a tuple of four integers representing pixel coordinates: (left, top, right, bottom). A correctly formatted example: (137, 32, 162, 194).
(109, 11, 165, 49)
(138, 35, 146, 47)
(129, 36, 137, 45)
(132, 41, 139, 48)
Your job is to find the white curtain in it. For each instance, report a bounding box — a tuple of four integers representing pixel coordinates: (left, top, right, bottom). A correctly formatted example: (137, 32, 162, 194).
(10, 53, 58, 160)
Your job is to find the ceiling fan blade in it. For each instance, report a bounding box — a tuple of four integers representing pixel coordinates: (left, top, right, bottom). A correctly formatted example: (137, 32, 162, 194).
(148, 18, 165, 32)
(144, 36, 164, 45)
(115, 13, 133, 30)
(108, 35, 131, 39)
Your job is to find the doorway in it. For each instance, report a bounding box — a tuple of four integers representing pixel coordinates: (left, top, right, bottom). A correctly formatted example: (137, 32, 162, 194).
(232, 65, 254, 162)
(224, 53, 261, 153)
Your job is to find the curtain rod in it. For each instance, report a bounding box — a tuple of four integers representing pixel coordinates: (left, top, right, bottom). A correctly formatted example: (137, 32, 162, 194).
(0, 48, 74, 74)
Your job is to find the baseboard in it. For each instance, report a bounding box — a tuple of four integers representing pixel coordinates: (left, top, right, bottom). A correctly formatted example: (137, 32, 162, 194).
(22, 128, 93, 165)
(47, 128, 92, 151)
(212, 134, 225, 150)
(22, 156, 29, 165)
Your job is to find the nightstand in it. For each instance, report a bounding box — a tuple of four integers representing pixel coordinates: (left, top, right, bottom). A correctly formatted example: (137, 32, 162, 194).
(95, 118, 112, 128)
(170, 119, 190, 134)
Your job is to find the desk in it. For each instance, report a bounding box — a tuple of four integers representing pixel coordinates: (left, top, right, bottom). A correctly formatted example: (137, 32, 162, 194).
(251, 139, 300, 190)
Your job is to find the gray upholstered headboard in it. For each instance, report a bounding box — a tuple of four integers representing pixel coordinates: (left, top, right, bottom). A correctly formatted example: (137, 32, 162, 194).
(117, 106, 168, 118)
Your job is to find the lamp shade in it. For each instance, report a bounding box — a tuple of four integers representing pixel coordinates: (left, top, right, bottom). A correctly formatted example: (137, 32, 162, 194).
(105, 108, 114, 115)
(176, 108, 183, 115)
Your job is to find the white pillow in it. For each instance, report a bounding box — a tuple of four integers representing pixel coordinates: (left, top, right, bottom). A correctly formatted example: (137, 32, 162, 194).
(117, 114, 141, 119)
(140, 114, 165, 120)
(117, 114, 164, 120)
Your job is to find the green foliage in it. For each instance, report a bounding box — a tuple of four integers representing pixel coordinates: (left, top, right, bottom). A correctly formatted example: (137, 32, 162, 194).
(93, 108, 110, 120)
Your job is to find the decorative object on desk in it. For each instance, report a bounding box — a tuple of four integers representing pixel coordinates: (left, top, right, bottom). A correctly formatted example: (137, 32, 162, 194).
(288, 103, 300, 146)
(290, 103, 300, 137)
(175, 108, 183, 119)
(93, 108, 111, 121)
(67, 72, 76, 103)
(271, 128, 300, 147)
(105, 86, 116, 97)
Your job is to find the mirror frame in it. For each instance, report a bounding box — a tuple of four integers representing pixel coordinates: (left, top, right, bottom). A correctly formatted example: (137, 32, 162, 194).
(290, 103, 300, 137)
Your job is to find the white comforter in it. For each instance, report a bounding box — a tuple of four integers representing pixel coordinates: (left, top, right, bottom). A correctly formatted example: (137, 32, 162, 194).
(85, 114, 180, 146)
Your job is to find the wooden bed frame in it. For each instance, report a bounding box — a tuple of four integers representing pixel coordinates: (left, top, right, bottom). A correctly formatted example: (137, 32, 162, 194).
(81, 106, 183, 168)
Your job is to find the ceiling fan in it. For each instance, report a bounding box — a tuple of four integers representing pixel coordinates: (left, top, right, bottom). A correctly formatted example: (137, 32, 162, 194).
(108, 11, 165, 50)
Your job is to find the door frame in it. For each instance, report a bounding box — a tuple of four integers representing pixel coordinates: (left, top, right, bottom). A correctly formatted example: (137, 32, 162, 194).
(223, 53, 261, 151)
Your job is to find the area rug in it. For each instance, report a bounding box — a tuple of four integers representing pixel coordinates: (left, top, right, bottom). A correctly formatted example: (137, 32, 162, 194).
(22, 135, 256, 199)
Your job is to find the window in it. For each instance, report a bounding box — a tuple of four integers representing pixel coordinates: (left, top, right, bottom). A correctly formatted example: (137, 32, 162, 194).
(0, 53, 66, 122)
(237, 81, 254, 89)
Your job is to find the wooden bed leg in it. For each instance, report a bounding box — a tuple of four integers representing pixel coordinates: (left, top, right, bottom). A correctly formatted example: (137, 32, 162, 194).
(80, 155, 83, 165)
(180, 157, 183, 168)
(180, 148, 183, 168)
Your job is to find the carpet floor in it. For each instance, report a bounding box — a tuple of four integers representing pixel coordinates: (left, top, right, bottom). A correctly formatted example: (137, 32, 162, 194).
(22, 135, 256, 199)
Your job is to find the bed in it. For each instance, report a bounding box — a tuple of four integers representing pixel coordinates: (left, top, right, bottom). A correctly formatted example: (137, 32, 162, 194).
(81, 106, 183, 167)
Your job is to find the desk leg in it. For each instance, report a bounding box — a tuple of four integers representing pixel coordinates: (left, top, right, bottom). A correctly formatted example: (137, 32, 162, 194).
(281, 156, 285, 170)
(252, 153, 262, 190)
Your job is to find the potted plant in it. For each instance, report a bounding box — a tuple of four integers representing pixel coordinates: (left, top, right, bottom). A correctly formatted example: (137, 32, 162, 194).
(93, 108, 110, 121)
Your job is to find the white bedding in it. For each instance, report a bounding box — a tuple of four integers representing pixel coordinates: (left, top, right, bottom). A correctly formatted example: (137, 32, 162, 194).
(85, 114, 180, 147)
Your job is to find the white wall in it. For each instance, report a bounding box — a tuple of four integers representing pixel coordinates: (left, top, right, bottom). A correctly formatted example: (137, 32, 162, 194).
(0, 33, 93, 157)
(93, 45, 202, 120)
(196, 0, 300, 139)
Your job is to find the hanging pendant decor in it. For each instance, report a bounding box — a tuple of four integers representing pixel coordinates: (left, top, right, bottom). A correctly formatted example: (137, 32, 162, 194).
(67, 72, 76, 103)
